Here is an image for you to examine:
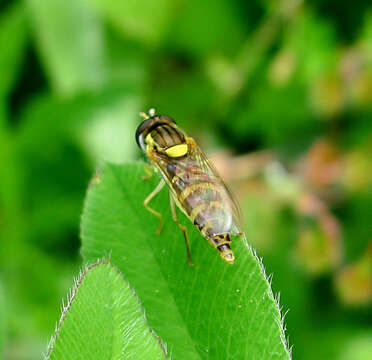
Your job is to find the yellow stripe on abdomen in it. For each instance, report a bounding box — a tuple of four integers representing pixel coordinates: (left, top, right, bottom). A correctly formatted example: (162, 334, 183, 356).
(179, 182, 215, 203)
(189, 203, 207, 223)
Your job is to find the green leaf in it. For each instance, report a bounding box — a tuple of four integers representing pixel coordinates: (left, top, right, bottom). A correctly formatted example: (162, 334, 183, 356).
(27, 0, 106, 95)
(46, 260, 168, 360)
(0, 2, 27, 100)
(89, 0, 172, 45)
(81, 162, 290, 360)
(0, 282, 5, 358)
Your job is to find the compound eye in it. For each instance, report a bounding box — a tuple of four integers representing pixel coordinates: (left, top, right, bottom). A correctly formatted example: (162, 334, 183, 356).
(160, 115, 176, 124)
(135, 119, 152, 150)
(135, 129, 145, 150)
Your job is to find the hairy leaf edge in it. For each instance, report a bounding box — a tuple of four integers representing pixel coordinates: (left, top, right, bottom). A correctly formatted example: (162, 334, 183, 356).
(44, 257, 170, 359)
(250, 246, 292, 359)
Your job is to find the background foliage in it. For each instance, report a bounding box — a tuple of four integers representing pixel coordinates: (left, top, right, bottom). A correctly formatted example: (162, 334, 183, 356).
(0, 0, 371, 359)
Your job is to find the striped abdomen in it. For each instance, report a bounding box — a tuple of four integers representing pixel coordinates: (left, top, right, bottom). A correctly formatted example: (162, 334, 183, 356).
(169, 161, 235, 262)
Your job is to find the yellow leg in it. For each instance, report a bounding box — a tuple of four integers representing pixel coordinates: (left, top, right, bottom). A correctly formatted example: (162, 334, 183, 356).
(142, 164, 154, 181)
(144, 180, 165, 235)
(169, 193, 193, 266)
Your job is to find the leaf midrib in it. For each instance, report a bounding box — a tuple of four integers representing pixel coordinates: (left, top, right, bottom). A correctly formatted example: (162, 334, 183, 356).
(108, 163, 202, 360)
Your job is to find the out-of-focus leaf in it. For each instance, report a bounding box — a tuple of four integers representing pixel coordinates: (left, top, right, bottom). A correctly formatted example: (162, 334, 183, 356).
(268, 49, 297, 86)
(89, 0, 172, 45)
(274, 10, 342, 117)
(297, 328, 372, 360)
(295, 219, 342, 274)
(230, 80, 317, 149)
(27, 0, 106, 95)
(335, 243, 372, 306)
(148, 70, 217, 130)
(341, 190, 372, 261)
(18, 86, 140, 162)
(0, 282, 5, 358)
(343, 137, 372, 192)
(294, 193, 343, 275)
(0, 2, 27, 101)
(16, 86, 139, 248)
(285, 10, 338, 82)
(340, 13, 372, 109)
(340, 333, 372, 360)
(81, 162, 290, 360)
(104, 27, 147, 88)
(79, 95, 140, 164)
(300, 139, 342, 188)
(310, 73, 344, 117)
(47, 261, 168, 360)
(360, 12, 372, 56)
(168, 0, 245, 57)
(242, 193, 282, 252)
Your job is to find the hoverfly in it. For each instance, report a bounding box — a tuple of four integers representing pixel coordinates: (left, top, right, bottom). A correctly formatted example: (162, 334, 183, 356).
(135, 109, 244, 265)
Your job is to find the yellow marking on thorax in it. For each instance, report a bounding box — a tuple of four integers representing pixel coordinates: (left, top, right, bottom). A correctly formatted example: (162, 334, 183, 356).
(145, 133, 155, 147)
(179, 182, 215, 203)
(165, 144, 188, 157)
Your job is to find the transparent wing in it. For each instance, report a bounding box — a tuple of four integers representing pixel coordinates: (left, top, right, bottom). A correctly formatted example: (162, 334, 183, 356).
(185, 137, 243, 234)
(147, 137, 243, 235)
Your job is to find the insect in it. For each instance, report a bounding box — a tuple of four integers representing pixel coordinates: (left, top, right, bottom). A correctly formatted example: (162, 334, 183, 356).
(135, 109, 244, 265)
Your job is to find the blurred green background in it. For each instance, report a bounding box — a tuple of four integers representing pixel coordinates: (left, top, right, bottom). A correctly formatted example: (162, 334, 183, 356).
(0, 0, 371, 359)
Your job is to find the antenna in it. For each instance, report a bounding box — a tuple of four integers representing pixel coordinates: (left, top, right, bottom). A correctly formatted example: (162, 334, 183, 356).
(139, 108, 156, 119)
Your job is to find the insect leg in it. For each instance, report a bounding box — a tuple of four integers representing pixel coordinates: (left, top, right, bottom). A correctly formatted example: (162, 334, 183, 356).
(144, 179, 165, 235)
(169, 192, 193, 266)
(142, 164, 154, 181)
